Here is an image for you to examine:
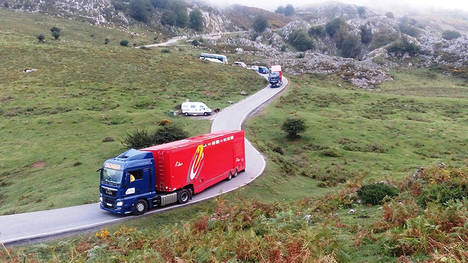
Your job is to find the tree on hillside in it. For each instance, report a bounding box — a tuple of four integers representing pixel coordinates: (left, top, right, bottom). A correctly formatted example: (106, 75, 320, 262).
(172, 1, 188, 27)
(253, 15, 269, 33)
(442, 30, 461, 40)
(309, 25, 326, 38)
(50, 27, 61, 40)
(129, 0, 153, 23)
(385, 12, 394, 19)
(161, 10, 177, 26)
(289, 30, 315, 51)
(341, 34, 361, 58)
(151, 0, 169, 9)
(325, 18, 345, 36)
(357, 6, 366, 18)
(189, 9, 204, 32)
(360, 25, 373, 44)
(282, 117, 306, 138)
(284, 4, 295, 16)
(275, 6, 285, 14)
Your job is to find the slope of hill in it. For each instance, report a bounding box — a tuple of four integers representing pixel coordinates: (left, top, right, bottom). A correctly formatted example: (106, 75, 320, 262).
(223, 4, 291, 30)
(0, 8, 266, 214)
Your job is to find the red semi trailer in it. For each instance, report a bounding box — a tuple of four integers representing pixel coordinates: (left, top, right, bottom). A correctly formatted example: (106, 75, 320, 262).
(100, 130, 245, 215)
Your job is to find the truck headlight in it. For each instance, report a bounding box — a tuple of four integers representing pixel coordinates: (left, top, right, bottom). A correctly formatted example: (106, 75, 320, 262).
(116, 201, 123, 207)
(100, 197, 103, 202)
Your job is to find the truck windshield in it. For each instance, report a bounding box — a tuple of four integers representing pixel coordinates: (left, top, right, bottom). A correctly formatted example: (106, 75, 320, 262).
(102, 168, 123, 186)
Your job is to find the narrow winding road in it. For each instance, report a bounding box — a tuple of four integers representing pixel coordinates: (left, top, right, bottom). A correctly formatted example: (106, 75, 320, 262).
(0, 72, 288, 247)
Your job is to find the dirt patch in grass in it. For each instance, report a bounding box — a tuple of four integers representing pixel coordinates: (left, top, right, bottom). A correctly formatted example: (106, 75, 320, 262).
(31, 161, 46, 169)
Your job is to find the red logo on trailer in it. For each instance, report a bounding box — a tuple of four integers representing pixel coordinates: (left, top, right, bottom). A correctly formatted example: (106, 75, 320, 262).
(187, 145, 204, 182)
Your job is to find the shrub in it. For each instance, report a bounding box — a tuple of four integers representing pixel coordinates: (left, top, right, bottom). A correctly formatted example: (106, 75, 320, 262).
(360, 25, 372, 44)
(123, 125, 188, 148)
(321, 148, 342, 157)
(37, 34, 45, 43)
(50, 27, 61, 40)
(104, 38, 110, 45)
(386, 37, 420, 56)
(385, 12, 394, 19)
(191, 39, 200, 46)
(288, 30, 315, 51)
(160, 48, 170, 53)
(358, 183, 399, 205)
(120, 40, 129, 46)
(296, 53, 305, 58)
(152, 125, 188, 144)
(129, 0, 152, 23)
(442, 30, 461, 40)
(418, 182, 466, 207)
(308, 25, 326, 38)
(252, 15, 269, 33)
(189, 9, 204, 32)
(123, 129, 153, 148)
(371, 29, 399, 49)
(399, 22, 421, 37)
(281, 117, 306, 138)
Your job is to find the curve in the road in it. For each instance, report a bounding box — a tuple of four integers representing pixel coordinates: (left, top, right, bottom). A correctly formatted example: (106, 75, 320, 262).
(0, 77, 288, 246)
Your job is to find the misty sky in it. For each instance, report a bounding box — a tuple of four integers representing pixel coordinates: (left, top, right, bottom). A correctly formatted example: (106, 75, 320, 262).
(205, 0, 468, 12)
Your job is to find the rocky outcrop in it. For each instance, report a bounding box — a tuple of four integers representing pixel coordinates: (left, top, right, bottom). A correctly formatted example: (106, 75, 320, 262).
(0, 0, 125, 24)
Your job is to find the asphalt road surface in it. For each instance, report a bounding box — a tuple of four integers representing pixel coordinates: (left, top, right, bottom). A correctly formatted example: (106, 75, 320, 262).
(0, 76, 288, 246)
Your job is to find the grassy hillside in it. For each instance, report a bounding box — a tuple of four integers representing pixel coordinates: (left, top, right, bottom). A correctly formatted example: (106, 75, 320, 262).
(0, 8, 266, 214)
(4, 71, 466, 262)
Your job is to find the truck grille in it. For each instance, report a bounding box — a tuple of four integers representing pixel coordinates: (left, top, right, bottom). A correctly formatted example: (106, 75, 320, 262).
(101, 186, 117, 197)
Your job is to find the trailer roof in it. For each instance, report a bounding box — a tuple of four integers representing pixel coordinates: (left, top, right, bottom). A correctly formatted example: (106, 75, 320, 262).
(141, 130, 241, 152)
(271, 65, 282, 71)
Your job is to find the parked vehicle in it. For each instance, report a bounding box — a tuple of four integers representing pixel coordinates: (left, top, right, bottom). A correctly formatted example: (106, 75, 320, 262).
(269, 65, 283, 88)
(100, 130, 246, 215)
(258, 66, 269, 74)
(200, 53, 228, 64)
(233, 61, 247, 68)
(181, 102, 212, 116)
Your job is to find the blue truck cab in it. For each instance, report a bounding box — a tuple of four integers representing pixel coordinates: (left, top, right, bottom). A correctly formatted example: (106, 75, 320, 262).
(268, 72, 282, 88)
(99, 149, 156, 215)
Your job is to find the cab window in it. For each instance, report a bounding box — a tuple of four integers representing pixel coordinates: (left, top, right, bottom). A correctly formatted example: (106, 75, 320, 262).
(128, 169, 143, 183)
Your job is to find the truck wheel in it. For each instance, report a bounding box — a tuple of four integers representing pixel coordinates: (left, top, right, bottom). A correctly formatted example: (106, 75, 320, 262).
(184, 112, 189, 116)
(233, 169, 238, 177)
(227, 171, 233, 181)
(134, 200, 147, 215)
(177, 189, 190, 204)
(203, 112, 209, 116)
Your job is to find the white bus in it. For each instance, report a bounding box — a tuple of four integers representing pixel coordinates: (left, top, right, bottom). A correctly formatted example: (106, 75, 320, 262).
(200, 53, 228, 64)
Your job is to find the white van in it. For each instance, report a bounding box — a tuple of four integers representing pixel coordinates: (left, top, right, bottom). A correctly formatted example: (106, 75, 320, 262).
(181, 102, 212, 116)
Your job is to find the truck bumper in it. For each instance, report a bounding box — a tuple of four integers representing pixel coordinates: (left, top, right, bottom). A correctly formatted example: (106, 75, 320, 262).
(100, 199, 134, 215)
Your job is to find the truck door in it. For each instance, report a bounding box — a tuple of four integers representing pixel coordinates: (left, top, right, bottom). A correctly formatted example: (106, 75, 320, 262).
(126, 167, 151, 195)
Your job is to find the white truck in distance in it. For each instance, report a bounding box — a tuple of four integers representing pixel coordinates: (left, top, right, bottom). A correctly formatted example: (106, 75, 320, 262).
(181, 102, 213, 116)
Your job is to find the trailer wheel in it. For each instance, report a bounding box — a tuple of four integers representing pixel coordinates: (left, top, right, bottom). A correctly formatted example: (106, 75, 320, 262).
(233, 169, 238, 177)
(203, 112, 209, 116)
(177, 189, 190, 204)
(227, 171, 233, 181)
(134, 199, 147, 215)
(184, 112, 189, 116)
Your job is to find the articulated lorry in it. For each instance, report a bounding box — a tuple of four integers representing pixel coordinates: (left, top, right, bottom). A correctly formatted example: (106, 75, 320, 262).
(268, 65, 283, 88)
(100, 130, 245, 215)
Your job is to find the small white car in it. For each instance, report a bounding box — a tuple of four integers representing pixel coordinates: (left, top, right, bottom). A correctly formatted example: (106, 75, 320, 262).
(181, 102, 212, 116)
(233, 61, 247, 68)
